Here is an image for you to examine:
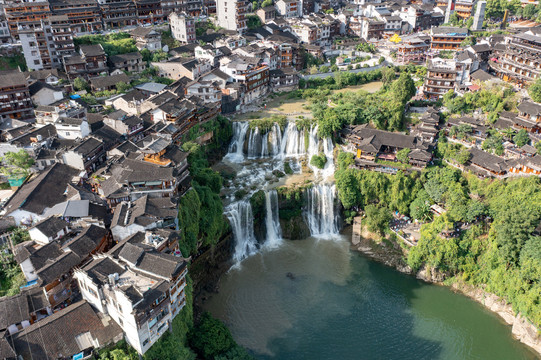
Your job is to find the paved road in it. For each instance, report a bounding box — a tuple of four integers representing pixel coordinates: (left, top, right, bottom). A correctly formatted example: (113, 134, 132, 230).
(301, 61, 387, 80)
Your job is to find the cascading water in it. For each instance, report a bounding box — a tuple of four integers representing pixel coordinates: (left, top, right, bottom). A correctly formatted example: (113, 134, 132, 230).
(228, 122, 250, 161)
(264, 189, 282, 249)
(224, 120, 340, 263)
(304, 184, 340, 236)
(226, 200, 258, 262)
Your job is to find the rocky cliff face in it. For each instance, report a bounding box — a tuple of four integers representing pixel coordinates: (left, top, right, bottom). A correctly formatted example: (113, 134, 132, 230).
(192, 234, 234, 317)
(280, 216, 311, 240)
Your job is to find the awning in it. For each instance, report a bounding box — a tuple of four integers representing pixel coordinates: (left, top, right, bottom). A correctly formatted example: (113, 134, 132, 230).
(145, 181, 163, 186)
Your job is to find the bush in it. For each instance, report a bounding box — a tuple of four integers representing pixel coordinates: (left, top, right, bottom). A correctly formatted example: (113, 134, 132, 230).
(188, 313, 236, 360)
(284, 161, 293, 175)
(310, 153, 327, 169)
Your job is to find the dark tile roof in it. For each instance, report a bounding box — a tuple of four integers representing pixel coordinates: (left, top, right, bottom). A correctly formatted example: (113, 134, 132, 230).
(518, 101, 541, 117)
(79, 44, 105, 57)
(0, 293, 30, 330)
(470, 69, 496, 82)
(469, 148, 508, 173)
(0, 71, 27, 88)
(11, 124, 58, 147)
(30, 216, 69, 238)
(0, 331, 16, 359)
(3, 163, 80, 216)
(109, 52, 143, 64)
(90, 73, 130, 89)
(10, 300, 122, 360)
(119, 89, 147, 102)
(36, 250, 81, 284)
(18, 241, 64, 272)
(28, 81, 60, 96)
(72, 137, 103, 156)
(118, 242, 144, 265)
(62, 225, 107, 258)
(82, 256, 124, 286)
(137, 251, 186, 279)
(130, 26, 156, 38)
(92, 125, 122, 148)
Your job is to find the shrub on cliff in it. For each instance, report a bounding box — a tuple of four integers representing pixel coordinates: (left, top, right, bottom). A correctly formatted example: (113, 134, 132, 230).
(310, 153, 327, 169)
(188, 312, 235, 359)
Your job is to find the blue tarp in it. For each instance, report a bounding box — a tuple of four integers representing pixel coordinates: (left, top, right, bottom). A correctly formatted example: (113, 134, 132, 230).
(70, 94, 81, 99)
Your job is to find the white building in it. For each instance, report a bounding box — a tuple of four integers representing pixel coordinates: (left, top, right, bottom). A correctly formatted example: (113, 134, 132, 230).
(275, 0, 301, 18)
(169, 12, 196, 43)
(216, 0, 248, 32)
(74, 245, 188, 355)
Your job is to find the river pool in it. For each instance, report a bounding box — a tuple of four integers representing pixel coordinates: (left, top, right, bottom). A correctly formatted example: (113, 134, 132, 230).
(203, 236, 539, 360)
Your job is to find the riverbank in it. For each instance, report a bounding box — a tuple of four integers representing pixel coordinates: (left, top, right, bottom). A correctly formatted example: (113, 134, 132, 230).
(348, 222, 541, 357)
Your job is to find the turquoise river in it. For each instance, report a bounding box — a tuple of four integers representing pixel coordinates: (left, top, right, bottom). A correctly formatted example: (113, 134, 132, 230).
(203, 235, 540, 360)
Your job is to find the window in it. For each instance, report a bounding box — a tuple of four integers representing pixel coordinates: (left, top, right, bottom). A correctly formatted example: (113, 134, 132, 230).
(34, 60, 40, 65)
(143, 338, 149, 346)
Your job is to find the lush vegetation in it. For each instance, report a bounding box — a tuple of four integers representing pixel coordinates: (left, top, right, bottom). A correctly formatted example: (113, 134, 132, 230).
(0, 247, 26, 297)
(335, 149, 541, 329)
(529, 78, 541, 103)
(0, 53, 27, 72)
(74, 33, 137, 56)
(305, 71, 416, 137)
(177, 117, 233, 257)
(188, 312, 252, 360)
(1, 150, 35, 179)
(442, 86, 517, 122)
(247, 115, 287, 133)
(310, 153, 327, 169)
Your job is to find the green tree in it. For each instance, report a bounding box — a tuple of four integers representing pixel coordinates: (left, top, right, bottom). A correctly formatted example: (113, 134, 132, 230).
(319, 65, 329, 73)
(513, 129, 530, 147)
(261, 0, 272, 7)
(247, 15, 261, 29)
(365, 205, 391, 236)
(73, 77, 89, 91)
(396, 148, 410, 164)
(1, 150, 34, 178)
(188, 312, 235, 360)
(410, 190, 431, 221)
(381, 67, 395, 86)
(528, 78, 541, 103)
(310, 153, 327, 169)
(330, 64, 339, 72)
(151, 51, 169, 62)
(448, 12, 460, 25)
(10, 227, 30, 245)
(140, 48, 152, 62)
(390, 73, 416, 104)
(116, 81, 132, 93)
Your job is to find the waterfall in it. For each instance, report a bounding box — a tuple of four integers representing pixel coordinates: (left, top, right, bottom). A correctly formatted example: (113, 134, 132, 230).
(280, 122, 305, 157)
(304, 184, 340, 236)
(228, 122, 250, 161)
(264, 189, 282, 248)
(226, 200, 258, 262)
(247, 127, 262, 159)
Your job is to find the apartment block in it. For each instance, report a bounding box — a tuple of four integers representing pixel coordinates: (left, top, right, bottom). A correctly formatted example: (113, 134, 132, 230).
(216, 0, 248, 32)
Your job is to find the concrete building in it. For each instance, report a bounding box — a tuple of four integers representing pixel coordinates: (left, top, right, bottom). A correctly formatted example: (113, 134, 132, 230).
(0, 71, 34, 124)
(19, 23, 56, 71)
(169, 12, 196, 43)
(216, 0, 248, 32)
(74, 246, 188, 355)
(472, 1, 486, 31)
(489, 30, 541, 85)
(275, 0, 301, 18)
